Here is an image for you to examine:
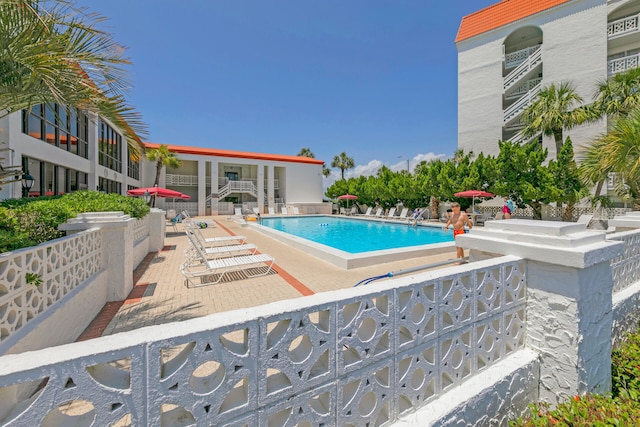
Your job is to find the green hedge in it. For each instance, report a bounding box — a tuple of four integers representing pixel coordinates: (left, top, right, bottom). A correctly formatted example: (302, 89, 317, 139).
(511, 328, 640, 426)
(0, 191, 150, 253)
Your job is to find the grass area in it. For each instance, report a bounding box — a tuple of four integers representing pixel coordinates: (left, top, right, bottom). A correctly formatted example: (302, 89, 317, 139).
(511, 328, 640, 426)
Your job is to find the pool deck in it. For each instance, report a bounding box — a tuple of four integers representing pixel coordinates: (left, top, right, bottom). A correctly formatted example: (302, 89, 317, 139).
(77, 215, 462, 340)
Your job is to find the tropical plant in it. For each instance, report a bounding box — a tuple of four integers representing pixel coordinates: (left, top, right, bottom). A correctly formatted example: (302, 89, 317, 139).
(492, 140, 561, 220)
(548, 137, 587, 221)
(297, 148, 315, 158)
(521, 81, 587, 156)
(146, 144, 182, 205)
(0, 0, 146, 163)
(579, 110, 640, 209)
(331, 152, 355, 180)
(592, 67, 640, 119)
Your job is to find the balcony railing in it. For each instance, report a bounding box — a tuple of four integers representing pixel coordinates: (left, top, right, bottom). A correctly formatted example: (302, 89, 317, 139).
(504, 83, 542, 124)
(165, 174, 211, 187)
(608, 53, 640, 76)
(608, 13, 640, 39)
(506, 77, 543, 100)
(504, 46, 542, 92)
(504, 45, 541, 69)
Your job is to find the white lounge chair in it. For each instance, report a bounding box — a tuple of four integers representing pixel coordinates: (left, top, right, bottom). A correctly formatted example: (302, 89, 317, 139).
(293, 207, 300, 215)
(577, 214, 593, 225)
(268, 207, 275, 215)
(235, 208, 243, 216)
(360, 207, 373, 217)
(398, 208, 409, 219)
(184, 230, 257, 261)
(252, 207, 260, 215)
(180, 240, 275, 287)
(185, 224, 246, 246)
(281, 207, 289, 215)
(386, 207, 396, 219)
(373, 208, 383, 217)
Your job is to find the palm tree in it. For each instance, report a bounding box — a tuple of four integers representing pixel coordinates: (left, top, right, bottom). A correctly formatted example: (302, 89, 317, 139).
(146, 145, 182, 206)
(521, 82, 587, 156)
(579, 110, 640, 209)
(297, 148, 315, 158)
(0, 0, 147, 160)
(577, 68, 640, 200)
(322, 166, 331, 177)
(331, 152, 355, 180)
(592, 67, 640, 119)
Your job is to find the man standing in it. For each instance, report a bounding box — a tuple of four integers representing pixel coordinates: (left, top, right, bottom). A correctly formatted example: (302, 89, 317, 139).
(443, 202, 473, 259)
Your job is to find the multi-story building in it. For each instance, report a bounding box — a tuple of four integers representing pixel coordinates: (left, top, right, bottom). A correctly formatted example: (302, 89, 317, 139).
(456, 0, 640, 159)
(0, 108, 327, 215)
(142, 143, 326, 216)
(0, 104, 144, 200)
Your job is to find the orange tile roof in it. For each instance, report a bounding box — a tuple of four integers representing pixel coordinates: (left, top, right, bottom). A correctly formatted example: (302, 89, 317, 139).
(456, 0, 571, 43)
(144, 143, 325, 165)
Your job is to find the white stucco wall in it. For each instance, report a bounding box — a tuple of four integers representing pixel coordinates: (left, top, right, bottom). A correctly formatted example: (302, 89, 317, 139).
(283, 162, 323, 203)
(457, 36, 504, 156)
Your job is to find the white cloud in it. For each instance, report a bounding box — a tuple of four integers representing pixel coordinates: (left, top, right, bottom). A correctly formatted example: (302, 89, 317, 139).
(323, 152, 446, 192)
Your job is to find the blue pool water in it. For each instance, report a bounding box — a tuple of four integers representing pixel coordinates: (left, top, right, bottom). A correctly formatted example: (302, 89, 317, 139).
(259, 216, 454, 254)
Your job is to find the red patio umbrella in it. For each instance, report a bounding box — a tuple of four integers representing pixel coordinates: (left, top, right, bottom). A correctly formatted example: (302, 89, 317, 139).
(453, 190, 495, 212)
(337, 194, 358, 210)
(127, 186, 189, 208)
(127, 187, 185, 198)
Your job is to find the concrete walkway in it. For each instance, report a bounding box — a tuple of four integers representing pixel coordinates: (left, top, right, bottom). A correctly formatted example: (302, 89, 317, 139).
(78, 216, 461, 339)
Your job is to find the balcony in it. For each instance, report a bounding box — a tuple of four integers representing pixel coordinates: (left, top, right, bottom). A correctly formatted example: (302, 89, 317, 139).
(608, 13, 639, 39)
(505, 77, 543, 100)
(608, 52, 640, 76)
(503, 46, 542, 92)
(165, 174, 211, 187)
(504, 45, 541, 70)
(503, 83, 542, 125)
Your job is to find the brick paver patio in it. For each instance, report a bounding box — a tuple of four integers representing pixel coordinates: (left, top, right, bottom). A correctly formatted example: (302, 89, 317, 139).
(78, 216, 460, 339)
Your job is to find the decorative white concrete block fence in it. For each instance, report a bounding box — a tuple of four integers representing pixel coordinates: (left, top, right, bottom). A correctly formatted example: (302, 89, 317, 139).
(0, 256, 526, 426)
(0, 209, 165, 355)
(2, 215, 640, 425)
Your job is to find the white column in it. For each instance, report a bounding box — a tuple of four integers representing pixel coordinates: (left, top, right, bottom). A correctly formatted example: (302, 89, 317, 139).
(87, 112, 99, 192)
(267, 164, 275, 212)
(257, 163, 265, 213)
(210, 160, 219, 216)
(198, 159, 206, 216)
(457, 219, 623, 405)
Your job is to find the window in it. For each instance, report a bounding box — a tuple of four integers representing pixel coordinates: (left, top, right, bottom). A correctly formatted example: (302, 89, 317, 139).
(22, 104, 88, 159)
(98, 177, 121, 194)
(128, 154, 140, 180)
(99, 120, 122, 173)
(21, 156, 87, 197)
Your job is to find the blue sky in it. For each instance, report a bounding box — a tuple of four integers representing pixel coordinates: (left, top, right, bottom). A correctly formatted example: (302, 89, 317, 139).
(79, 1, 497, 184)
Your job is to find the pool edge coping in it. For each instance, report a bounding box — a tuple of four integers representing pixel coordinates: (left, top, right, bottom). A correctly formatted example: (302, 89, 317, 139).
(248, 215, 456, 269)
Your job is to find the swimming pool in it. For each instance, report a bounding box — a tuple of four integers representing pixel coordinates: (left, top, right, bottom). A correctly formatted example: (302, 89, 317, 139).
(259, 216, 453, 253)
(252, 215, 455, 269)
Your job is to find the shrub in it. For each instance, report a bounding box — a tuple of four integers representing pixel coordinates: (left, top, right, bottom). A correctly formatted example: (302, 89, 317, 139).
(511, 394, 640, 426)
(612, 329, 640, 400)
(512, 327, 640, 426)
(0, 191, 151, 252)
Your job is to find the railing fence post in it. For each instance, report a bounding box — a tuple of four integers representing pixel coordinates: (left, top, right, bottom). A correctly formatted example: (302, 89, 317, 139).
(458, 220, 623, 405)
(60, 211, 136, 301)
